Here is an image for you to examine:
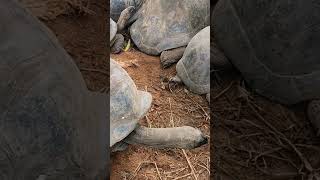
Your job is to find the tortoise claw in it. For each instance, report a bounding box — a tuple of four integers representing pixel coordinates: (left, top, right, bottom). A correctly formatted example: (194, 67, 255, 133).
(168, 76, 181, 91)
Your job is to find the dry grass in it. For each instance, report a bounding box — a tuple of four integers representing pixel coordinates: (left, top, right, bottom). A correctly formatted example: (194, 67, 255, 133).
(212, 75, 320, 180)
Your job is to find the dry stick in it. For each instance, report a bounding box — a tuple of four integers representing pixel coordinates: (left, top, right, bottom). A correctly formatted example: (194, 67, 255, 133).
(197, 162, 210, 174)
(185, 93, 209, 119)
(169, 98, 174, 127)
(79, 67, 109, 75)
(212, 81, 234, 101)
(130, 162, 163, 180)
(164, 167, 187, 175)
(173, 173, 192, 180)
(154, 162, 162, 180)
(253, 147, 283, 162)
(182, 150, 198, 180)
(130, 162, 143, 180)
(146, 115, 152, 128)
(248, 103, 319, 179)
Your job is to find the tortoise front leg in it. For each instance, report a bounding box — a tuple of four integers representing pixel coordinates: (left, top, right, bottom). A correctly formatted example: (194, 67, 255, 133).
(111, 34, 124, 54)
(117, 6, 136, 31)
(160, 46, 186, 68)
(307, 100, 320, 136)
(111, 141, 129, 152)
(123, 125, 208, 149)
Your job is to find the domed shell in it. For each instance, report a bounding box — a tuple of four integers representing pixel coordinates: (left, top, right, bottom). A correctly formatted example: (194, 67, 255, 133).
(110, 59, 152, 146)
(110, 0, 127, 21)
(176, 26, 210, 95)
(213, 0, 320, 104)
(130, 0, 210, 55)
(1, 1, 108, 178)
(110, 18, 117, 42)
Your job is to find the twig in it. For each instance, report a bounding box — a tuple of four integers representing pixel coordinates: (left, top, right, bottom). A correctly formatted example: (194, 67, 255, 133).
(164, 167, 187, 175)
(154, 162, 163, 180)
(182, 150, 198, 180)
(212, 81, 234, 100)
(248, 103, 317, 178)
(129, 161, 163, 180)
(146, 115, 152, 128)
(185, 93, 209, 119)
(173, 173, 192, 180)
(169, 98, 174, 127)
(197, 162, 210, 174)
(130, 162, 143, 180)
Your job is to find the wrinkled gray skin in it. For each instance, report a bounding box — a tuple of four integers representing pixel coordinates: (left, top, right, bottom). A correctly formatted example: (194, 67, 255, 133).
(171, 26, 210, 103)
(110, 0, 144, 29)
(110, 59, 208, 151)
(110, 18, 124, 54)
(113, 0, 210, 67)
(212, 0, 320, 135)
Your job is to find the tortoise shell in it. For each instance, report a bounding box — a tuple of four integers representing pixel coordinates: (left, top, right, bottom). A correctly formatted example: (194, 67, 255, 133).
(176, 26, 210, 95)
(213, 0, 320, 104)
(130, 0, 210, 55)
(0, 1, 108, 179)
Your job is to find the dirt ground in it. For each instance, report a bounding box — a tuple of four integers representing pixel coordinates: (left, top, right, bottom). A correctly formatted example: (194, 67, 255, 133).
(43, 0, 108, 92)
(110, 50, 210, 180)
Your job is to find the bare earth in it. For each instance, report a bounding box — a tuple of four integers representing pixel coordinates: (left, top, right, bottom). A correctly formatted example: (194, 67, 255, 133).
(111, 49, 210, 180)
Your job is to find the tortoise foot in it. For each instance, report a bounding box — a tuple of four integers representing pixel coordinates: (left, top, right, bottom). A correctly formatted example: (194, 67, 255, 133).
(111, 34, 124, 54)
(168, 75, 181, 90)
(160, 47, 186, 68)
(111, 141, 129, 152)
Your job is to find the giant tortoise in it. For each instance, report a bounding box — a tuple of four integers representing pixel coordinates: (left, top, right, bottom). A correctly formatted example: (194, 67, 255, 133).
(0, 1, 108, 179)
(212, 0, 320, 135)
(110, 58, 207, 151)
(110, 18, 124, 54)
(113, 0, 210, 67)
(0, 1, 207, 179)
(171, 26, 211, 103)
